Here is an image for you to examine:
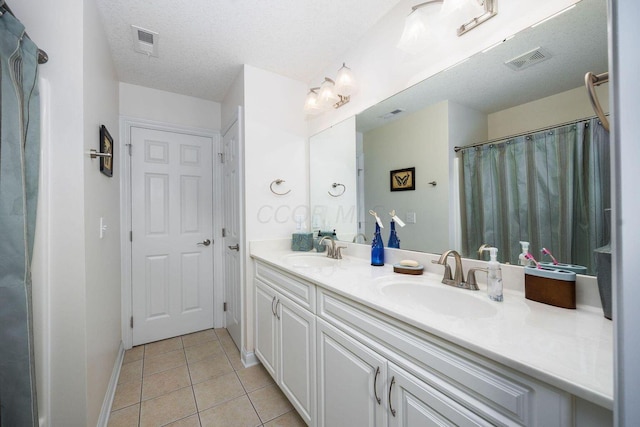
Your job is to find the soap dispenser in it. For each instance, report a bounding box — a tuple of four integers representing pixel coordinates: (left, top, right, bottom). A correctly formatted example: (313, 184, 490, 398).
(519, 241, 533, 266)
(482, 247, 503, 302)
(370, 210, 385, 266)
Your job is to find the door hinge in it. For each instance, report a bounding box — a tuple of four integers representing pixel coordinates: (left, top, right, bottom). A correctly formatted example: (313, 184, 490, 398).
(223, 302, 227, 312)
(127, 144, 132, 156)
(222, 228, 227, 237)
(129, 231, 132, 242)
(130, 316, 134, 328)
(218, 153, 225, 163)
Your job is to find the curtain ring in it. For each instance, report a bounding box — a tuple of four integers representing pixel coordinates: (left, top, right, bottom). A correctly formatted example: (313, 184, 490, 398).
(270, 179, 291, 196)
(328, 183, 346, 197)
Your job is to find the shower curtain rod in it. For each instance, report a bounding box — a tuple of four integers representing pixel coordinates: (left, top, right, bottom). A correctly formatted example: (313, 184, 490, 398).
(0, 0, 48, 64)
(453, 114, 607, 153)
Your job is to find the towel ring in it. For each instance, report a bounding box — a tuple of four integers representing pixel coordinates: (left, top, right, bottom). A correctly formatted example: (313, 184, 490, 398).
(328, 183, 346, 197)
(270, 179, 291, 196)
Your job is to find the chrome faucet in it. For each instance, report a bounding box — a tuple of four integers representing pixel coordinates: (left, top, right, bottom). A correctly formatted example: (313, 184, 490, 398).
(319, 236, 346, 259)
(431, 250, 478, 290)
(352, 233, 368, 243)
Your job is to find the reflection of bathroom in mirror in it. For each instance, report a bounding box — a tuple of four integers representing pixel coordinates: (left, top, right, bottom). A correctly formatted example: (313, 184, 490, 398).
(309, 116, 358, 241)
(309, 0, 608, 275)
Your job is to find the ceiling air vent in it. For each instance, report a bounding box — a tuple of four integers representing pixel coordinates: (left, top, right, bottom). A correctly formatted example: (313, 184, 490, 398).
(379, 109, 405, 120)
(131, 25, 159, 57)
(504, 47, 551, 71)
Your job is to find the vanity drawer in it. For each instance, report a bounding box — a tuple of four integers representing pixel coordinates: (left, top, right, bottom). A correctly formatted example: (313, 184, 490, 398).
(318, 288, 571, 427)
(255, 261, 316, 312)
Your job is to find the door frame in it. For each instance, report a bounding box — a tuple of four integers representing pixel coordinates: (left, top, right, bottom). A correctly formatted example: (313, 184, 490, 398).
(221, 107, 247, 359)
(119, 117, 223, 349)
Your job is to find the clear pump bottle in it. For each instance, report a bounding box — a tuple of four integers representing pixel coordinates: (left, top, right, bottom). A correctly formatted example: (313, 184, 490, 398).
(482, 247, 503, 302)
(519, 241, 533, 266)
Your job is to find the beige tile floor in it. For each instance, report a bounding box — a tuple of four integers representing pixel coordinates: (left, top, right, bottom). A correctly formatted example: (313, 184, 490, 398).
(108, 328, 306, 427)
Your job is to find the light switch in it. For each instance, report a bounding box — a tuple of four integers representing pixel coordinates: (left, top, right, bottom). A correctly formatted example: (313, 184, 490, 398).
(99, 217, 108, 239)
(406, 212, 416, 224)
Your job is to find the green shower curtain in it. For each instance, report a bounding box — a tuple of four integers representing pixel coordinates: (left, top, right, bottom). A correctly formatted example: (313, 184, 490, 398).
(460, 118, 610, 274)
(0, 10, 41, 427)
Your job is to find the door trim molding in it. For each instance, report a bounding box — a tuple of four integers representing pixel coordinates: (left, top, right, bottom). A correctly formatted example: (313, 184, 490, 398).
(119, 117, 222, 349)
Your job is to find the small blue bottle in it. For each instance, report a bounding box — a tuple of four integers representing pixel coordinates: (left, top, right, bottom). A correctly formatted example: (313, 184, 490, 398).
(388, 220, 400, 249)
(371, 223, 385, 266)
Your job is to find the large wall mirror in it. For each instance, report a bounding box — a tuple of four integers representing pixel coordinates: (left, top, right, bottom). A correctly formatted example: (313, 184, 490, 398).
(310, 0, 608, 275)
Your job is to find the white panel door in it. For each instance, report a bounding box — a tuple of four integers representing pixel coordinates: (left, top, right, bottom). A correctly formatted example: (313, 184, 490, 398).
(131, 127, 214, 345)
(317, 319, 387, 427)
(222, 115, 242, 349)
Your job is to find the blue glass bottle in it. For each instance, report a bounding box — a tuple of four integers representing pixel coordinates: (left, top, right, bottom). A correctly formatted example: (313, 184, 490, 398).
(371, 223, 385, 266)
(388, 220, 400, 249)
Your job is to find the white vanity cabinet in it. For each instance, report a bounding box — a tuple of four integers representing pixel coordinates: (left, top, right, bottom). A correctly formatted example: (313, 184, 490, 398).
(317, 288, 574, 427)
(252, 259, 611, 427)
(317, 318, 387, 427)
(254, 263, 317, 426)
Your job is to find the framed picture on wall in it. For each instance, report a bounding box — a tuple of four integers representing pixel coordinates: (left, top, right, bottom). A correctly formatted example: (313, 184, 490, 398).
(100, 125, 114, 177)
(390, 167, 415, 191)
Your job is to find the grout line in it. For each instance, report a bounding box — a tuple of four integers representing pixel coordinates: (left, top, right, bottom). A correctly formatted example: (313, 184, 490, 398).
(137, 346, 144, 427)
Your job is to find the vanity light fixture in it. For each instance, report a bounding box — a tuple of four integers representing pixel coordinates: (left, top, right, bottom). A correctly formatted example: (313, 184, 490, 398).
(398, 0, 498, 54)
(304, 63, 356, 114)
(456, 0, 497, 36)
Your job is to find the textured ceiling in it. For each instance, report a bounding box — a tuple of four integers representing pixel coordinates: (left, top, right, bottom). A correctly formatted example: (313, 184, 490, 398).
(96, 0, 403, 102)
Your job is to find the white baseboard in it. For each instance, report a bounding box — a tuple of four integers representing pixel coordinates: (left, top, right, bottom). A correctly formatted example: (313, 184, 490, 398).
(241, 349, 259, 368)
(97, 342, 125, 427)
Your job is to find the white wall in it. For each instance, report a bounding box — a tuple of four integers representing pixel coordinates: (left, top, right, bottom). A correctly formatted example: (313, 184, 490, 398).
(488, 84, 610, 139)
(611, 1, 640, 425)
(83, 0, 121, 424)
(242, 65, 308, 352)
(309, 117, 358, 240)
(222, 68, 245, 131)
(307, 0, 580, 136)
(363, 101, 450, 252)
(16, 0, 120, 425)
(120, 82, 221, 131)
(15, 0, 88, 425)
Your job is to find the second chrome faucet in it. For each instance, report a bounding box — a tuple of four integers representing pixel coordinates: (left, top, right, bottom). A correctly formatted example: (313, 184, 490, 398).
(431, 250, 479, 290)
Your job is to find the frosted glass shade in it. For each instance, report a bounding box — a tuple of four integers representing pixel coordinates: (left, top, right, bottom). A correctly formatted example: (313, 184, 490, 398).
(335, 63, 357, 96)
(397, 7, 432, 54)
(318, 78, 339, 109)
(304, 90, 322, 115)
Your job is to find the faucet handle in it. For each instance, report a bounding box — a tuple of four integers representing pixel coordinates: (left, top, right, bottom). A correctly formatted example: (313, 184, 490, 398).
(431, 259, 453, 281)
(466, 267, 488, 290)
(335, 246, 347, 259)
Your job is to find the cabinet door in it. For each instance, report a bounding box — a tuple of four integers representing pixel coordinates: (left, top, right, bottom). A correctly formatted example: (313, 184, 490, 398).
(255, 279, 277, 378)
(317, 319, 387, 427)
(278, 294, 316, 426)
(387, 363, 493, 427)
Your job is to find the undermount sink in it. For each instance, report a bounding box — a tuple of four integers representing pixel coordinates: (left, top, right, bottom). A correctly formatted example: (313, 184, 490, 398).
(281, 253, 340, 268)
(376, 279, 498, 318)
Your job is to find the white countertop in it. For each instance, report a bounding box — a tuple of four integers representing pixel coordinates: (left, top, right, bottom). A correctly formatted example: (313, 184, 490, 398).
(250, 239, 613, 410)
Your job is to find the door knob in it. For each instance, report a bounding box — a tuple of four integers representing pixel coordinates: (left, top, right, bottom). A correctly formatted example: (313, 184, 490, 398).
(228, 243, 240, 251)
(198, 239, 212, 247)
